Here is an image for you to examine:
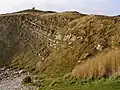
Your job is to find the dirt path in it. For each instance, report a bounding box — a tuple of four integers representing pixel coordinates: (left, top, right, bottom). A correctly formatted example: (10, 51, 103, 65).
(0, 68, 36, 90)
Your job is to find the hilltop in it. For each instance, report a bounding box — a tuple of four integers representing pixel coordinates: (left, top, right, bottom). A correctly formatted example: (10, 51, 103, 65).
(1, 9, 120, 89)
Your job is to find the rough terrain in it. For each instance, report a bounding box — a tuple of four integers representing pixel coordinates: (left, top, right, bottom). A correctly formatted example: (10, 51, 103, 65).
(1, 9, 120, 89)
(0, 68, 36, 90)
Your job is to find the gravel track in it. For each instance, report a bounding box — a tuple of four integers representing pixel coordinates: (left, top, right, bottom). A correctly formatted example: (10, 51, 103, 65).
(0, 68, 36, 90)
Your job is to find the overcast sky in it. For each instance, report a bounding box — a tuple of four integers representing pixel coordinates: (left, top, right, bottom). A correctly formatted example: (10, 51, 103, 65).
(0, 0, 120, 15)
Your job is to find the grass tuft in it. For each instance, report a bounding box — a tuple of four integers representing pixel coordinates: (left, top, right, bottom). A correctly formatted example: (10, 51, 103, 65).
(72, 48, 120, 78)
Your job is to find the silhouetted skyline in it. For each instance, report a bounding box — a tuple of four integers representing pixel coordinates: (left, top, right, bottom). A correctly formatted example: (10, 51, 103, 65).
(0, 0, 120, 15)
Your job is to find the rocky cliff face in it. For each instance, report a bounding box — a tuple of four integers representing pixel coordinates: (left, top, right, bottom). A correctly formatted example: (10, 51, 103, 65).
(0, 9, 120, 77)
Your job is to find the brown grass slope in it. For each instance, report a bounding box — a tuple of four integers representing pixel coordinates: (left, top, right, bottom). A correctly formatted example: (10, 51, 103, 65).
(0, 9, 84, 68)
(72, 48, 120, 78)
(0, 9, 120, 78)
(38, 15, 120, 76)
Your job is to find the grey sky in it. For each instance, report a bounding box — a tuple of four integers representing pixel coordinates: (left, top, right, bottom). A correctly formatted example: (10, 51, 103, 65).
(0, 0, 120, 15)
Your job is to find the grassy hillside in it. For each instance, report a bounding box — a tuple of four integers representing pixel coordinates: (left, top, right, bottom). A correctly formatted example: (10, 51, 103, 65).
(1, 9, 120, 89)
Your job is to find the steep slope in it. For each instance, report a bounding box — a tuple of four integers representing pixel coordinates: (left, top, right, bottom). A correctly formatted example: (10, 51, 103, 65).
(0, 9, 120, 78)
(0, 10, 85, 71)
(38, 15, 120, 76)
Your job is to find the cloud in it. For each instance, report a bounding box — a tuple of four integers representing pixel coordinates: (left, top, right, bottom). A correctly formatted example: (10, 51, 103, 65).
(0, 0, 119, 15)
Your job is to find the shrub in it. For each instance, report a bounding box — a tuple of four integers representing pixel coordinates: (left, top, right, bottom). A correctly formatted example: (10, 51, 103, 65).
(23, 76, 32, 83)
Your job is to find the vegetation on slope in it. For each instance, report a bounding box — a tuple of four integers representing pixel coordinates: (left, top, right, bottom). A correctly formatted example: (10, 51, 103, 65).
(36, 15, 120, 77)
(1, 9, 120, 89)
(72, 48, 120, 78)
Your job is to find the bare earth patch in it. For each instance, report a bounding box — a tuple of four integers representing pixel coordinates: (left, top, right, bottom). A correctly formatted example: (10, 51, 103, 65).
(0, 68, 36, 90)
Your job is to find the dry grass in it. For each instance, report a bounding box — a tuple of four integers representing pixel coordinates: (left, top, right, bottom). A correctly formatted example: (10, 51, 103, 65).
(72, 48, 120, 78)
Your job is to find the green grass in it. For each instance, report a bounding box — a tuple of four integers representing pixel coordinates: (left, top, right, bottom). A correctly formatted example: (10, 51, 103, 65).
(26, 75, 120, 90)
(52, 78, 120, 90)
(55, 80, 120, 90)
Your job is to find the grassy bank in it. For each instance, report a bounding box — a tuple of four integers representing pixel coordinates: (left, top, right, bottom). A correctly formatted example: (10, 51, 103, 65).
(24, 75, 120, 90)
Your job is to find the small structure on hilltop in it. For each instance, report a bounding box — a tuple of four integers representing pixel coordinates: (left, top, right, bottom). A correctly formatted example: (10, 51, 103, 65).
(32, 7, 35, 10)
